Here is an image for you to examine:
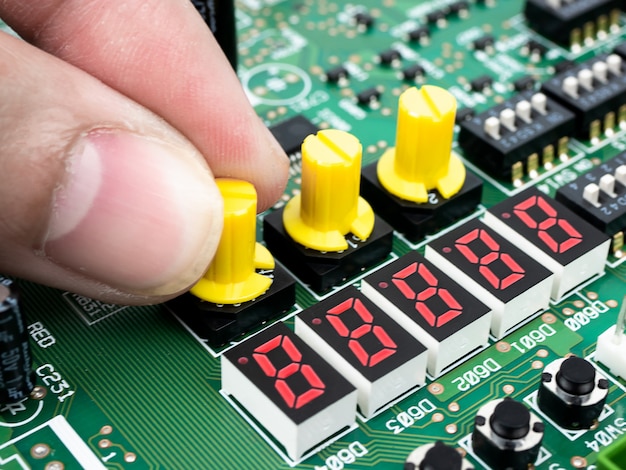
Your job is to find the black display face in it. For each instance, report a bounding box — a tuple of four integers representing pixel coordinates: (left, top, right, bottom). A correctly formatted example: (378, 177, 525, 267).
(224, 323, 355, 424)
(427, 219, 552, 303)
(298, 287, 426, 382)
(488, 187, 609, 265)
(364, 252, 491, 342)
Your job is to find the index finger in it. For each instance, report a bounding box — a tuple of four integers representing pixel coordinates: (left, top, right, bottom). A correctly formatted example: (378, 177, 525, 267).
(0, 0, 289, 211)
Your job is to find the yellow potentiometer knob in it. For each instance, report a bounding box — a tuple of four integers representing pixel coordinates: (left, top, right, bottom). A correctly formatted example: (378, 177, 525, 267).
(377, 85, 466, 203)
(191, 179, 274, 304)
(282, 129, 375, 252)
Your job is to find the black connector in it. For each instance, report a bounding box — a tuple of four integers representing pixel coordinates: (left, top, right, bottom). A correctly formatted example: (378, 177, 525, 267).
(458, 90, 575, 180)
(541, 53, 626, 140)
(524, 0, 620, 47)
(191, 0, 237, 70)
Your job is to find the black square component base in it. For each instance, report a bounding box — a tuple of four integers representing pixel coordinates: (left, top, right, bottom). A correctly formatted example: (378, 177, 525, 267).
(360, 162, 483, 243)
(263, 210, 393, 293)
(166, 266, 296, 347)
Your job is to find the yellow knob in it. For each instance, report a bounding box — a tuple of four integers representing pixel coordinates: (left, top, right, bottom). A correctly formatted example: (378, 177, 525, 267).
(191, 179, 274, 304)
(282, 129, 375, 252)
(377, 85, 466, 203)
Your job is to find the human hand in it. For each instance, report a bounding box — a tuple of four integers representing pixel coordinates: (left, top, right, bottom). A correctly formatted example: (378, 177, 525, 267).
(0, 1, 289, 305)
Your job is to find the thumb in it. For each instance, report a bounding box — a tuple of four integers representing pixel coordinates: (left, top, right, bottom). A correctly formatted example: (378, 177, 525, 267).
(0, 33, 223, 304)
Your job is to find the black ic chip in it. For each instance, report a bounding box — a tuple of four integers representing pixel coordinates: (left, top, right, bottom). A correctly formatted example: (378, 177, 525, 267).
(269, 116, 318, 155)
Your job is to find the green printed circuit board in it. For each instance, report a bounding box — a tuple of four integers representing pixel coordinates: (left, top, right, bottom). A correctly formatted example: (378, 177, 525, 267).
(2, 0, 626, 468)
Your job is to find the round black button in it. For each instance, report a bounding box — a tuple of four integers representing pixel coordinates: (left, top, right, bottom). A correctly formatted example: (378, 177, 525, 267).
(556, 357, 595, 395)
(419, 442, 462, 470)
(489, 399, 530, 439)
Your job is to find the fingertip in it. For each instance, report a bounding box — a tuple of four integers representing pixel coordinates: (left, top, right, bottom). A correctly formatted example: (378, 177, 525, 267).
(44, 129, 224, 298)
(255, 126, 290, 212)
(212, 114, 290, 213)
